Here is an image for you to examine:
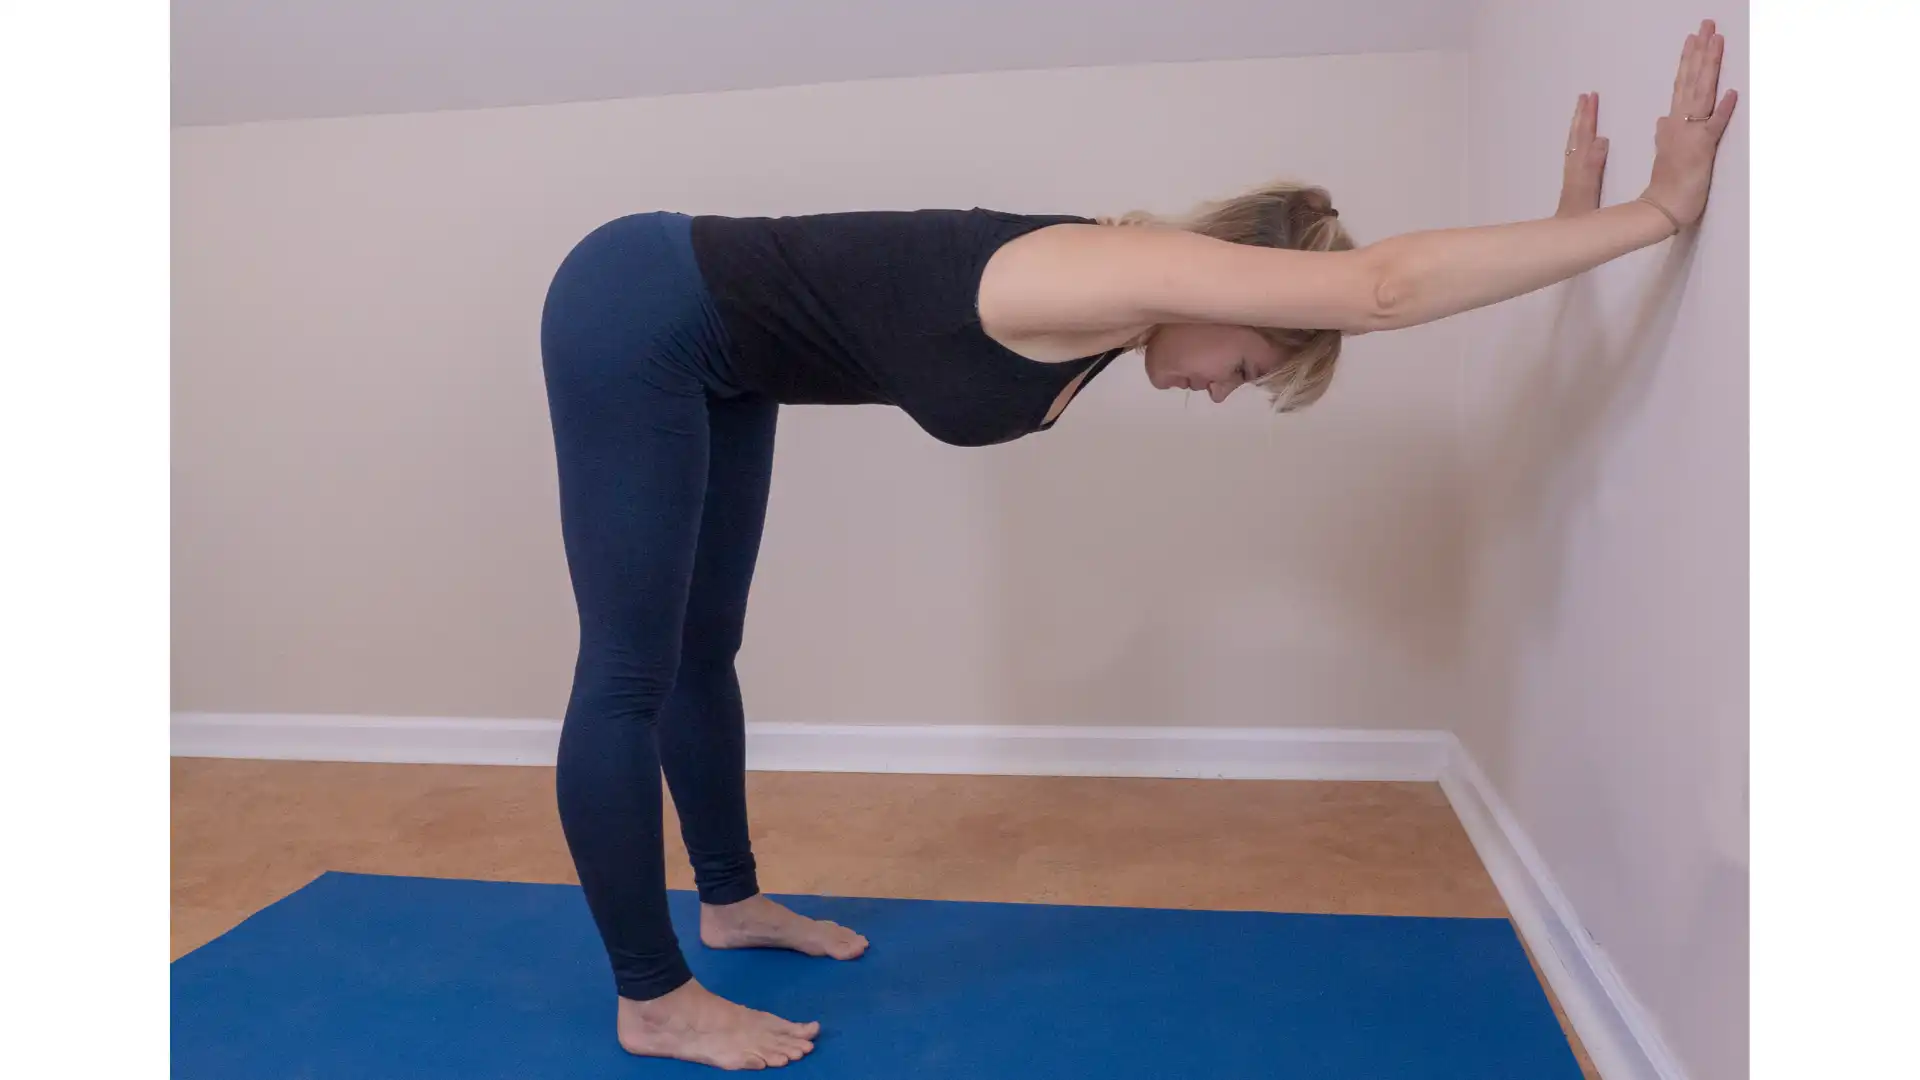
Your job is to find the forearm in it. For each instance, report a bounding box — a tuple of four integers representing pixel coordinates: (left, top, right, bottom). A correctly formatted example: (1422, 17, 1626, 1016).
(1368, 198, 1677, 331)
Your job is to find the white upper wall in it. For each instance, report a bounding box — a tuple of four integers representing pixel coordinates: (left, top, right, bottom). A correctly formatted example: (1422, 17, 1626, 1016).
(171, 0, 1469, 126)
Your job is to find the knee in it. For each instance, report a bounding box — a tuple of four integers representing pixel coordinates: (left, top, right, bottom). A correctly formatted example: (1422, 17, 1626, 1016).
(677, 606, 747, 667)
(674, 632, 743, 673)
(571, 644, 680, 721)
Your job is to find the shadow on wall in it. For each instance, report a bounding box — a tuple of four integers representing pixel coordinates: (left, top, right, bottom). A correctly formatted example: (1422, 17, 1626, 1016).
(1458, 236, 1700, 783)
(979, 402, 1471, 729)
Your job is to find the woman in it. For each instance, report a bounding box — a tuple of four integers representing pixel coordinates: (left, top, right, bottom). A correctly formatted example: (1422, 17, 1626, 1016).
(537, 20, 1736, 1071)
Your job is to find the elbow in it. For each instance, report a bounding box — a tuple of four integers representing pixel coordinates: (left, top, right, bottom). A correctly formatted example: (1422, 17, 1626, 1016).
(1360, 249, 1409, 333)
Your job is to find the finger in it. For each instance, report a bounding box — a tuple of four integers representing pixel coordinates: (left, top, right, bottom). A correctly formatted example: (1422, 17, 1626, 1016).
(1574, 135, 1609, 175)
(1679, 34, 1701, 115)
(1708, 88, 1738, 138)
(1567, 93, 1586, 150)
(1697, 32, 1724, 109)
(1575, 92, 1590, 144)
(1694, 20, 1718, 98)
(1673, 33, 1696, 110)
(1683, 31, 1704, 99)
(1585, 91, 1599, 141)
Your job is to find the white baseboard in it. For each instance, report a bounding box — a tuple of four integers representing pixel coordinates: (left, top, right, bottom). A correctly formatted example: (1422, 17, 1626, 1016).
(748, 722, 1454, 779)
(1440, 744, 1689, 1080)
(171, 711, 1679, 1079)
(170, 713, 564, 767)
(169, 712, 1451, 780)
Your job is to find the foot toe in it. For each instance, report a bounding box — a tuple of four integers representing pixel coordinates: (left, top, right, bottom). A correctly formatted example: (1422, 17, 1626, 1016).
(756, 1011, 813, 1037)
(772, 1033, 814, 1055)
(760, 1032, 813, 1067)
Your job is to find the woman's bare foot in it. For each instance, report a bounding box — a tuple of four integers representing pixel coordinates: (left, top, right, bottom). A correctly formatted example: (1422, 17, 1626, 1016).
(700, 894, 870, 960)
(617, 980, 818, 1071)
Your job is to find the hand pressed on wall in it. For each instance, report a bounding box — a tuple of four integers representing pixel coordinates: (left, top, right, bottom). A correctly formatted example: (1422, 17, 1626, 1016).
(1642, 18, 1739, 228)
(1557, 19, 1739, 229)
(1558, 92, 1610, 218)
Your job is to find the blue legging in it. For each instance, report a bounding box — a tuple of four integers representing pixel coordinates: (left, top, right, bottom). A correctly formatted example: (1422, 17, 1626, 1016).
(538, 212, 775, 1001)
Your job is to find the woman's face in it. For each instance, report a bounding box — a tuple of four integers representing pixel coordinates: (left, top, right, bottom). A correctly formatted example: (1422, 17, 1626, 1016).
(1141, 324, 1286, 403)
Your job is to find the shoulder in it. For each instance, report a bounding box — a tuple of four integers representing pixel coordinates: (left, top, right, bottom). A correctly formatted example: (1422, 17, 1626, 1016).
(975, 221, 1238, 334)
(978, 220, 1386, 338)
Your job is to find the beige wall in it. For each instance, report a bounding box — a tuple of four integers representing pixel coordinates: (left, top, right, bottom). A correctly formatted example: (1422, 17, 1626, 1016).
(172, 52, 1475, 728)
(1457, 4, 1748, 1079)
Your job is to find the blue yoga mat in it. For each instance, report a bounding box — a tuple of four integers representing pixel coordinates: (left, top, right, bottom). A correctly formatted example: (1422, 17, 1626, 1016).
(172, 872, 1582, 1078)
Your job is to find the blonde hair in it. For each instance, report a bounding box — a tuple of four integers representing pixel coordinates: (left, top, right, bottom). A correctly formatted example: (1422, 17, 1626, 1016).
(1098, 179, 1355, 413)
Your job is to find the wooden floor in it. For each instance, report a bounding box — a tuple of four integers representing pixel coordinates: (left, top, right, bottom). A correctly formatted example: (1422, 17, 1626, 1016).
(172, 758, 1595, 1075)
